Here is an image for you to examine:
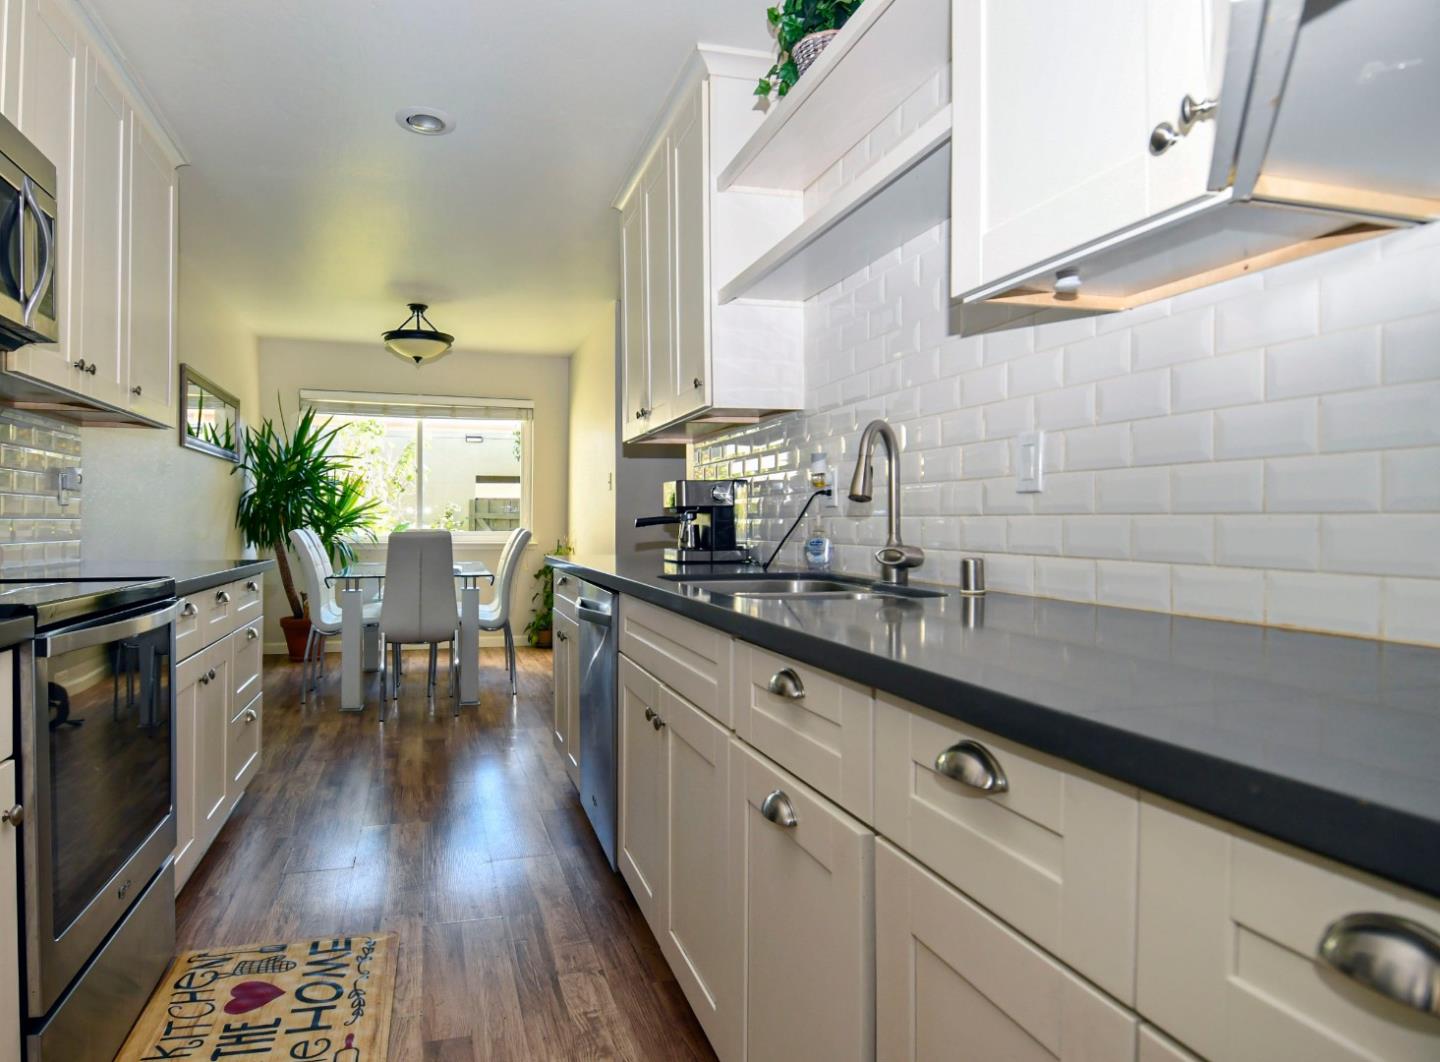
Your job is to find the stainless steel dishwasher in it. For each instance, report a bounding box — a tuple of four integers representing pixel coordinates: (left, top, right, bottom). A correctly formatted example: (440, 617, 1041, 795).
(577, 581, 618, 870)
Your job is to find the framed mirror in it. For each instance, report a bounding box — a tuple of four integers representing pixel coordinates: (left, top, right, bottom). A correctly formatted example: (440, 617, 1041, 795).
(179, 365, 241, 462)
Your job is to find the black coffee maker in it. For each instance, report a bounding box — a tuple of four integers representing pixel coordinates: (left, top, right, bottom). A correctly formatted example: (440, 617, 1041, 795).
(635, 479, 748, 564)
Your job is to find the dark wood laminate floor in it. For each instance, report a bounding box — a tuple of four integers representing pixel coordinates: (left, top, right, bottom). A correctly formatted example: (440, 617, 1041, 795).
(176, 648, 717, 1061)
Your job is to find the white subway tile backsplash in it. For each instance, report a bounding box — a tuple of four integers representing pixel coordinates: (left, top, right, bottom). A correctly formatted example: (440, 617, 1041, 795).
(1097, 561, 1172, 611)
(1320, 515, 1440, 578)
(1265, 453, 1380, 513)
(1215, 281, 1318, 354)
(1171, 462, 1264, 513)
(1066, 424, 1132, 471)
(1267, 327, 1381, 399)
(1216, 516, 1318, 570)
(1132, 306, 1214, 369)
(1096, 468, 1170, 513)
(1172, 350, 1265, 411)
(1213, 399, 1317, 459)
(1320, 382, 1440, 452)
(1133, 411, 1213, 465)
(1383, 449, 1440, 512)
(1097, 369, 1170, 424)
(1173, 566, 1265, 623)
(692, 207, 1438, 644)
(1266, 572, 1381, 638)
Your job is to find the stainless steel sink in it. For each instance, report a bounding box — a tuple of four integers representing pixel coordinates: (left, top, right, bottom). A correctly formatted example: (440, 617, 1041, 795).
(662, 572, 946, 600)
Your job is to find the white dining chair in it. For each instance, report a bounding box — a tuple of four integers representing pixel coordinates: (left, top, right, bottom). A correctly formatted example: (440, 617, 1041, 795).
(378, 530, 460, 719)
(288, 528, 381, 705)
(478, 527, 532, 697)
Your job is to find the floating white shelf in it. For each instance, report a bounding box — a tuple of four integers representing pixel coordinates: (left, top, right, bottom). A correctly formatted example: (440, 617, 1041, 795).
(717, 0, 950, 193)
(718, 112, 950, 305)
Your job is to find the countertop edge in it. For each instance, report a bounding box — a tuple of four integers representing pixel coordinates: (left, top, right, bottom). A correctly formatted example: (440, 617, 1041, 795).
(550, 556, 1440, 899)
(174, 560, 276, 598)
(0, 616, 33, 650)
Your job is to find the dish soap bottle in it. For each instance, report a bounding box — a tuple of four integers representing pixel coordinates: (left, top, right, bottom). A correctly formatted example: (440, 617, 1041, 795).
(803, 518, 832, 571)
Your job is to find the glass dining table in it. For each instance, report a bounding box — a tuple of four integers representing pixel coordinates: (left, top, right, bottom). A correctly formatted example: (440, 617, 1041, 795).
(325, 561, 495, 712)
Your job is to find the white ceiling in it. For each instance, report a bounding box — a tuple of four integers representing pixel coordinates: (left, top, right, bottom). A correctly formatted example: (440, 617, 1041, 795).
(81, 0, 775, 355)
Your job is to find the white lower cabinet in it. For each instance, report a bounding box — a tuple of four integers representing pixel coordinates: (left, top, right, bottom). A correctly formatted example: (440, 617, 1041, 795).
(733, 740, 875, 1062)
(551, 610, 579, 788)
(876, 839, 1137, 1062)
(619, 655, 666, 925)
(173, 586, 264, 892)
(1137, 796, 1440, 1062)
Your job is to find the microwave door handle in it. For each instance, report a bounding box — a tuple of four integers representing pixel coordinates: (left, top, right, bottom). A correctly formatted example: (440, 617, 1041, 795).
(21, 177, 52, 327)
(37, 602, 178, 658)
(15, 178, 26, 312)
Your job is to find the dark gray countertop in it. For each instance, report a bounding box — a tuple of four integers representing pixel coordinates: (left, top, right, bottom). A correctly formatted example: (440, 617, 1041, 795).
(550, 554, 1440, 898)
(0, 616, 32, 650)
(57, 559, 275, 597)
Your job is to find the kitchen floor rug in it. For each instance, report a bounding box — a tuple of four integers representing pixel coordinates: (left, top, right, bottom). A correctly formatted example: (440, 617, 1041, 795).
(115, 933, 396, 1061)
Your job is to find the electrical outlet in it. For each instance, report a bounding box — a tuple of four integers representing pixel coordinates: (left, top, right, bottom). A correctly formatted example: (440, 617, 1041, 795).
(821, 469, 840, 509)
(1016, 431, 1044, 493)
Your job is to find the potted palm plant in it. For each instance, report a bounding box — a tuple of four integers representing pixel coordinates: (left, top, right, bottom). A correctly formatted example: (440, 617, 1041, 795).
(754, 0, 864, 100)
(232, 406, 378, 660)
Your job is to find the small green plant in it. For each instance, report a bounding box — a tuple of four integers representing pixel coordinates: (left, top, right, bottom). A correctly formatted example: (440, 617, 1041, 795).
(754, 0, 863, 99)
(524, 539, 574, 647)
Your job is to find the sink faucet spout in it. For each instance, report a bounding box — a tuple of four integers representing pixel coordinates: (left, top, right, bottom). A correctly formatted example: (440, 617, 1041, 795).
(849, 419, 925, 585)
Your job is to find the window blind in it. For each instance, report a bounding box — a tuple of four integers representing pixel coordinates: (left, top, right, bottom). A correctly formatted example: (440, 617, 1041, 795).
(299, 389, 534, 421)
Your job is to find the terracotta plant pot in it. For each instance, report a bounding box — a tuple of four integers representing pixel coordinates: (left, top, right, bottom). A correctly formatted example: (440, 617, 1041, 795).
(279, 615, 312, 662)
(533, 628, 553, 649)
(793, 29, 839, 76)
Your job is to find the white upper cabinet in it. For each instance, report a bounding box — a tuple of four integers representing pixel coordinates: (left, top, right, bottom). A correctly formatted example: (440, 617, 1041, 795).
(617, 50, 804, 444)
(124, 105, 176, 425)
(3, 0, 179, 425)
(952, 0, 1440, 319)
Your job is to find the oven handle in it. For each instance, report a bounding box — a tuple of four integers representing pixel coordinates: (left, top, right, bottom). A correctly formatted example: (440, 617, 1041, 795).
(36, 602, 178, 658)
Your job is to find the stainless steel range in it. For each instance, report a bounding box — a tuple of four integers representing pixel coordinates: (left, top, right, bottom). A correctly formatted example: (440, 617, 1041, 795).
(0, 578, 178, 1061)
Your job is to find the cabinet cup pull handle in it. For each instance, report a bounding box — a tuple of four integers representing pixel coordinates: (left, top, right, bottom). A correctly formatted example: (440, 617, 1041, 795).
(216, 590, 231, 604)
(181, 602, 197, 618)
(246, 580, 259, 592)
(246, 628, 258, 641)
(766, 668, 805, 700)
(759, 789, 798, 828)
(934, 740, 1009, 794)
(1, 804, 22, 826)
(1317, 912, 1440, 1016)
(243, 708, 258, 724)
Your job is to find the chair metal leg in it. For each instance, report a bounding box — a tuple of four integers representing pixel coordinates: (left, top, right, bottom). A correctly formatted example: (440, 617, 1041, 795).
(300, 627, 316, 704)
(450, 637, 459, 716)
(504, 622, 517, 695)
(391, 642, 402, 703)
(317, 635, 326, 692)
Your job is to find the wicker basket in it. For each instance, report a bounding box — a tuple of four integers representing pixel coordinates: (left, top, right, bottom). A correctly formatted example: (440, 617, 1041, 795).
(792, 29, 839, 76)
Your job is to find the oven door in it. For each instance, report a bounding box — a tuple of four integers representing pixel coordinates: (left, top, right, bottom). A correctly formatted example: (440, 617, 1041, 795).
(22, 601, 177, 1017)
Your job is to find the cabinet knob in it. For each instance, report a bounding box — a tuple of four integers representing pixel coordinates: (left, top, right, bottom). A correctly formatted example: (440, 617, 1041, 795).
(934, 740, 1009, 794)
(180, 601, 197, 618)
(131, 385, 142, 396)
(766, 668, 806, 700)
(693, 377, 703, 390)
(246, 628, 258, 641)
(246, 580, 259, 592)
(243, 708, 258, 724)
(1149, 121, 1181, 155)
(198, 672, 210, 686)
(216, 590, 231, 604)
(651, 713, 665, 731)
(1178, 93, 1219, 130)
(555, 630, 567, 642)
(74, 359, 97, 375)
(1, 803, 22, 826)
(644, 706, 656, 722)
(1318, 913, 1440, 1016)
(759, 789, 798, 829)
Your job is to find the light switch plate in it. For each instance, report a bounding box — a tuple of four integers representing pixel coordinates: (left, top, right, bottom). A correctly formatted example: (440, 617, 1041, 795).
(1016, 431, 1044, 493)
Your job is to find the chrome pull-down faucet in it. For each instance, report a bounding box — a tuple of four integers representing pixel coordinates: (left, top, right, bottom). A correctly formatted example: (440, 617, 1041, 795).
(848, 419, 925, 585)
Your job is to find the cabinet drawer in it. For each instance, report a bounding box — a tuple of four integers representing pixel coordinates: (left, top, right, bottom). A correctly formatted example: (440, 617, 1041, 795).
(554, 569, 580, 617)
(174, 595, 203, 661)
(875, 694, 1139, 1004)
(1138, 795, 1440, 1062)
(619, 597, 732, 727)
(732, 740, 874, 1062)
(877, 839, 1137, 1062)
(733, 639, 874, 822)
(201, 582, 238, 641)
(232, 575, 263, 625)
(227, 692, 261, 796)
(0, 650, 12, 761)
(232, 619, 262, 704)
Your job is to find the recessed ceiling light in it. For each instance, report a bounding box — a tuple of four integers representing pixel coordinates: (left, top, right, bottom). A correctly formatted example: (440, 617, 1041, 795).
(395, 107, 454, 136)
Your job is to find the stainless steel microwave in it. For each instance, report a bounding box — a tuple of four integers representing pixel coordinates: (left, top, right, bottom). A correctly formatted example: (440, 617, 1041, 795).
(0, 110, 58, 351)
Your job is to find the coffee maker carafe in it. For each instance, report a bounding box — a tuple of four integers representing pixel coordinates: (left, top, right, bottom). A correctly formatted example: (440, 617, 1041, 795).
(635, 479, 748, 564)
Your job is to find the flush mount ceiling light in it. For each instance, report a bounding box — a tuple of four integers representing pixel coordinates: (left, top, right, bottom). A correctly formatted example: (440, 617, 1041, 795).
(383, 303, 455, 365)
(395, 107, 454, 135)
